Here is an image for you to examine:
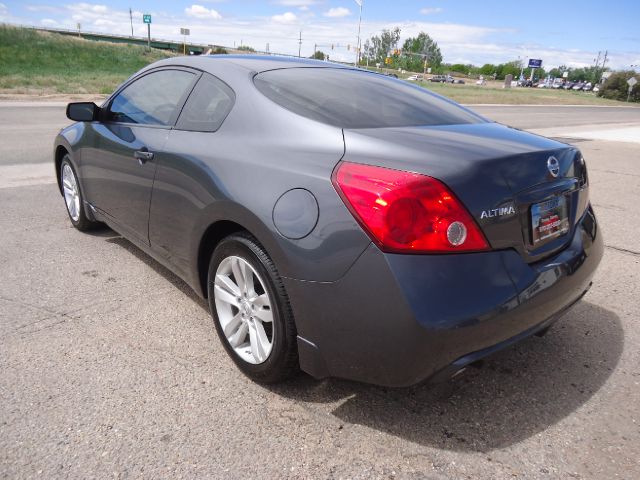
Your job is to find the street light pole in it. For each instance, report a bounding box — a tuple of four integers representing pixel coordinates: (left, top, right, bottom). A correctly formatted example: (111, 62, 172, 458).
(354, 0, 363, 67)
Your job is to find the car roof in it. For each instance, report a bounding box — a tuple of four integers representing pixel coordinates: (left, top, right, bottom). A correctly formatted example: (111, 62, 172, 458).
(151, 54, 350, 75)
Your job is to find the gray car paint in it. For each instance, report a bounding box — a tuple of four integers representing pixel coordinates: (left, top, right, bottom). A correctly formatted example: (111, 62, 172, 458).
(54, 56, 602, 386)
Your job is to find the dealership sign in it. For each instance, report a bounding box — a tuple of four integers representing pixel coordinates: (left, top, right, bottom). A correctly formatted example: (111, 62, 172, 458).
(528, 59, 543, 68)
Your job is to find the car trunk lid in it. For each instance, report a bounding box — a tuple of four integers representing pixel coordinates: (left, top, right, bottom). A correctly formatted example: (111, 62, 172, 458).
(341, 122, 589, 263)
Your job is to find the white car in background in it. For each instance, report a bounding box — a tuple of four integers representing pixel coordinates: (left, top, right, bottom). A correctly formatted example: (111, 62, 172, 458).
(407, 74, 423, 81)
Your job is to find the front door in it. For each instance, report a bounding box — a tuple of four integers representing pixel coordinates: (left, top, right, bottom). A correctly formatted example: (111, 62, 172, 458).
(81, 68, 198, 244)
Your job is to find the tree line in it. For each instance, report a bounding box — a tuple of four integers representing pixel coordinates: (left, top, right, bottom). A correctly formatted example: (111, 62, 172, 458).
(339, 26, 614, 84)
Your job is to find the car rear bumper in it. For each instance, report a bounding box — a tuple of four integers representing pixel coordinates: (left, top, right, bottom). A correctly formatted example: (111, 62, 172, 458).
(285, 205, 603, 387)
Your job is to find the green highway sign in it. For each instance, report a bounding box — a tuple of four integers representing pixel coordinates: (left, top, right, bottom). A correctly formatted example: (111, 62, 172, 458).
(143, 14, 152, 24)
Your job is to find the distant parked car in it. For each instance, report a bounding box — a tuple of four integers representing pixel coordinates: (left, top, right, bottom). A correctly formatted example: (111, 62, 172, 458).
(429, 75, 447, 83)
(454, 79, 465, 84)
(583, 82, 593, 92)
(572, 82, 585, 91)
(563, 81, 575, 90)
(407, 74, 423, 81)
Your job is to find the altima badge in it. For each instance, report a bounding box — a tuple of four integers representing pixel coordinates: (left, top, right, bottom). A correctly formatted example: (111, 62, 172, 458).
(547, 156, 560, 177)
(480, 205, 516, 219)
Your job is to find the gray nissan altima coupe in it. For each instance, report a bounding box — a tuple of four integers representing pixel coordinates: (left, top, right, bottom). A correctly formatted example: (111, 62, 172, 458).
(54, 55, 602, 387)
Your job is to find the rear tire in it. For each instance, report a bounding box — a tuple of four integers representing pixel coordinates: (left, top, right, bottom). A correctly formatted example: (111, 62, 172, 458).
(207, 233, 299, 384)
(60, 155, 98, 231)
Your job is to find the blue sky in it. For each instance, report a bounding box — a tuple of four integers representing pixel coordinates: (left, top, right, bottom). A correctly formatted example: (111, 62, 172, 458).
(1, 1, 638, 69)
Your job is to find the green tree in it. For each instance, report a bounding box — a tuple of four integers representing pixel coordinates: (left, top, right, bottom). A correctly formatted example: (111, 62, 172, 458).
(597, 71, 639, 102)
(401, 32, 442, 71)
(548, 65, 569, 79)
(448, 63, 469, 75)
(362, 27, 401, 64)
(479, 64, 495, 76)
(568, 68, 589, 82)
(500, 61, 521, 79)
(237, 45, 256, 52)
(309, 50, 327, 61)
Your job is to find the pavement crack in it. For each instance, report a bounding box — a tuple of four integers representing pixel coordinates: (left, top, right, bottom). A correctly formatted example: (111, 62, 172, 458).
(605, 244, 640, 257)
(0, 295, 68, 318)
(590, 168, 640, 178)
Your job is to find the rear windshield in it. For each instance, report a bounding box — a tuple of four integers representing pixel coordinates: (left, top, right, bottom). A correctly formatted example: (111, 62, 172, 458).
(254, 68, 484, 129)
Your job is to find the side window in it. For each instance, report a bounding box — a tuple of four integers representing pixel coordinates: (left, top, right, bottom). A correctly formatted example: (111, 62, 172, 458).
(108, 70, 196, 126)
(175, 73, 235, 132)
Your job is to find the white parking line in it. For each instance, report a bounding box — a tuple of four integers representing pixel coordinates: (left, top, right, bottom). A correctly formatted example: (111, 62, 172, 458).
(556, 126, 640, 143)
(530, 123, 640, 144)
(0, 163, 56, 189)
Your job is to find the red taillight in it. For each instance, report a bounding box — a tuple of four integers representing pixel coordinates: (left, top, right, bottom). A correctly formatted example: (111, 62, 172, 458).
(332, 162, 490, 253)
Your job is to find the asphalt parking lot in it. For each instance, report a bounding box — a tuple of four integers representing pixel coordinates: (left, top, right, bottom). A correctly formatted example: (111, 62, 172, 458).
(1, 103, 639, 479)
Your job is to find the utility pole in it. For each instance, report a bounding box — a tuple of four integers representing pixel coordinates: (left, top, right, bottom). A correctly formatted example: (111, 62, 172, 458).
(423, 54, 430, 79)
(314, 43, 317, 59)
(129, 8, 133, 37)
(519, 56, 527, 80)
(593, 50, 602, 83)
(298, 30, 302, 57)
(354, 0, 363, 67)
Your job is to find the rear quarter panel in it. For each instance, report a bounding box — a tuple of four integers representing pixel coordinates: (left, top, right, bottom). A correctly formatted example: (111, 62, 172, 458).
(148, 69, 371, 292)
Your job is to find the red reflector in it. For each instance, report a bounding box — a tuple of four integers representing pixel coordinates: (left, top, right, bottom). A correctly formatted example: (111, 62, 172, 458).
(332, 162, 490, 253)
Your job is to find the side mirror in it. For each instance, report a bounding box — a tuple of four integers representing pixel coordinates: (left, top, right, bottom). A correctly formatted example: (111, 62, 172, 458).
(66, 102, 99, 122)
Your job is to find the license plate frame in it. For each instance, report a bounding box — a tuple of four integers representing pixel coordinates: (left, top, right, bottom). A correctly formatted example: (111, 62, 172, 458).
(530, 195, 570, 245)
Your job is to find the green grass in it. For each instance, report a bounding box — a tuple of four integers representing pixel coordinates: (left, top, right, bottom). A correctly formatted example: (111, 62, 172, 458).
(361, 66, 633, 106)
(0, 25, 173, 94)
(419, 82, 628, 106)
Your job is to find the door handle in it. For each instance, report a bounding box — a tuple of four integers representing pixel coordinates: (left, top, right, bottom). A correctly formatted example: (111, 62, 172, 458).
(134, 149, 154, 164)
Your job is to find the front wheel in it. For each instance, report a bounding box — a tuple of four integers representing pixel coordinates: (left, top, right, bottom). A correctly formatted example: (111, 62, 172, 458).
(207, 233, 299, 384)
(60, 155, 98, 231)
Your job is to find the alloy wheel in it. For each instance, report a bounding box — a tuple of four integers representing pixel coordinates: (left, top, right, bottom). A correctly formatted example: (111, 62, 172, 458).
(62, 163, 80, 222)
(213, 255, 274, 364)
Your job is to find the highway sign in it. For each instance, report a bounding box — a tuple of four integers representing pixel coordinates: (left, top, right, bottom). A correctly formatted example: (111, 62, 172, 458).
(143, 14, 152, 24)
(528, 59, 543, 68)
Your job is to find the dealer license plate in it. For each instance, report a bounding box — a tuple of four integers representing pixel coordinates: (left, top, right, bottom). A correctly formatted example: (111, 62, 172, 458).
(531, 196, 569, 244)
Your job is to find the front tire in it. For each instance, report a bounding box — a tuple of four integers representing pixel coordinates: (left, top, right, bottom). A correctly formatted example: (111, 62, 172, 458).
(207, 233, 299, 384)
(60, 155, 98, 231)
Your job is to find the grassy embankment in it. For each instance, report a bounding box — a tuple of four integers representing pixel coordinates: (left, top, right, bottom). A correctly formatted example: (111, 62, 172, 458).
(0, 25, 633, 105)
(0, 25, 172, 95)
